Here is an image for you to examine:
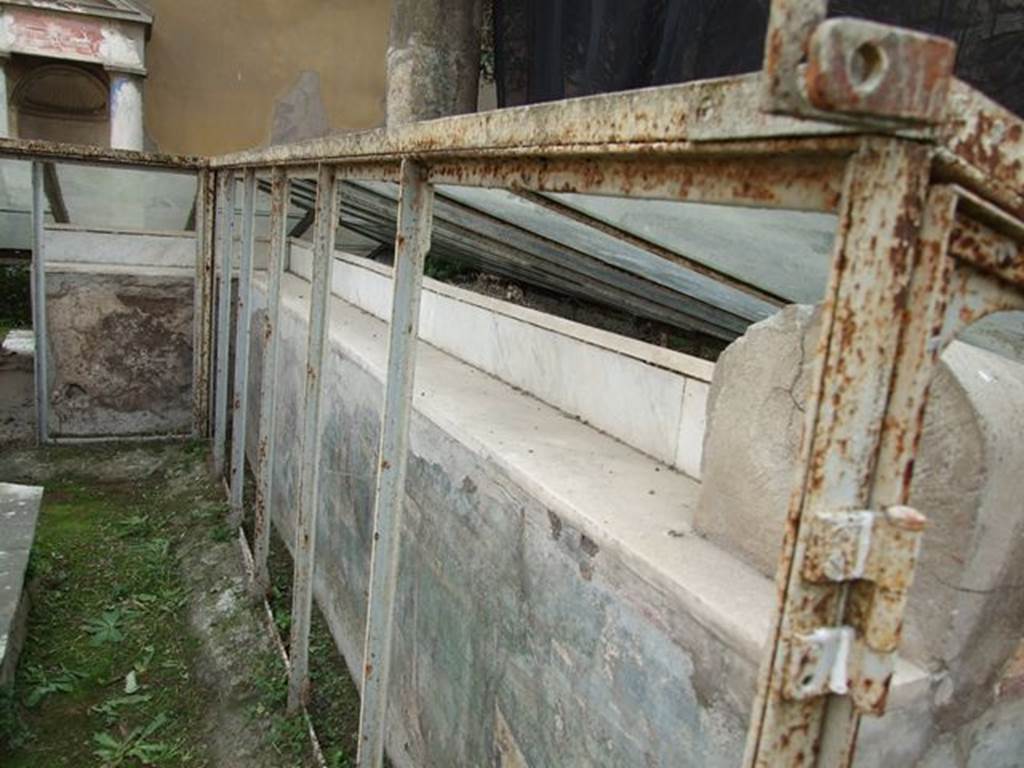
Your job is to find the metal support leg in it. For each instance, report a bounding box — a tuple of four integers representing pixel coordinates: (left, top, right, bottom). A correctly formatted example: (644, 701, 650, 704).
(356, 159, 434, 768)
(191, 169, 216, 438)
(286, 164, 340, 713)
(252, 167, 289, 597)
(744, 139, 931, 767)
(30, 161, 48, 445)
(213, 171, 236, 477)
(229, 168, 257, 524)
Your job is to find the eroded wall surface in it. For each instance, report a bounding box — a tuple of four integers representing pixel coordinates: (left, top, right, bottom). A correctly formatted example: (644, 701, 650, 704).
(45, 270, 193, 437)
(243, 272, 1023, 766)
(245, 282, 750, 768)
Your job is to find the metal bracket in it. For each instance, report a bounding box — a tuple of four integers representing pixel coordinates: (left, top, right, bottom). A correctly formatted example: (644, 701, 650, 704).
(762, 0, 956, 127)
(782, 506, 926, 713)
(804, 19, 955, 123)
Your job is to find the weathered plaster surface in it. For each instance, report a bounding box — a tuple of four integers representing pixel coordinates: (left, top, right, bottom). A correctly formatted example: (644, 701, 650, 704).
(270, 71, 330, 146)
(244, 276, 1015, 766)
(45, 269, 193, 437)
(246, 275, 754, 766)
(0, 6, 146, 73)
(144, 0, 389, 155)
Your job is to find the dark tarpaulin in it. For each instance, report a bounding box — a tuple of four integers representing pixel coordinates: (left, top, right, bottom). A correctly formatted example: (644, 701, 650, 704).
(493, 0, 1024, 116)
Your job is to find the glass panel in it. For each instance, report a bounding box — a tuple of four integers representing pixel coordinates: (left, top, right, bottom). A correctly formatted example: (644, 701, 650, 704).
(543, 192, 836, 306)
(50, 164, 197, 231)
(340, 179, 839, 359)
(960, 310, 1024, 365)
(0, 159, 32, 251)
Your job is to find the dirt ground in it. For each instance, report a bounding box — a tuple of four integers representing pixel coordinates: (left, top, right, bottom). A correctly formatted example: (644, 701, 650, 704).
(0, 442, 351, 767)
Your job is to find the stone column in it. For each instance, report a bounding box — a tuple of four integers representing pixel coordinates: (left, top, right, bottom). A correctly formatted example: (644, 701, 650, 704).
(108, 71, 144, 151)
(386, 0, 483, 128)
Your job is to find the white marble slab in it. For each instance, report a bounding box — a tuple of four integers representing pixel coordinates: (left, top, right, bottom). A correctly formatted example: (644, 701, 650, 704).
(1, 329, 33, 356)
(286, 242, 714, 470)
(43, 226, 196, 269)
(676, 379, 709, 480)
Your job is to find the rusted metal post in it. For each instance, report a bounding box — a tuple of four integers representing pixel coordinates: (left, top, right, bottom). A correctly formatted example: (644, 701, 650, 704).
(286, 163, 340, 713)
(356, 159, 434, 768)
(191, 169, 216, 438)
(212, 170, 236, 477)
(30, 161, 48, 445)
(251, 167, 289, 598)
(744, 138, 931, 767)
(229, 168, 258, 524)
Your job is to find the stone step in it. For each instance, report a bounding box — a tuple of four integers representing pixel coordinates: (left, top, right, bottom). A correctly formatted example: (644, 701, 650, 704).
(0, 482, 43, 688)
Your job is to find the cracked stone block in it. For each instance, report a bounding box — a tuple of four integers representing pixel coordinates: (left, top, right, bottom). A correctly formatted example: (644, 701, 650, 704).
(695, 304, 1024, 727)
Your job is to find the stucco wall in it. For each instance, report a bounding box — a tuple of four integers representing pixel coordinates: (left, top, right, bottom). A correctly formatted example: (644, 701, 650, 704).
(144, 0, 390, 155)
(242, 273, 1024, 766)
(42, 227, 196, 437)
(245, 275, 755, 767)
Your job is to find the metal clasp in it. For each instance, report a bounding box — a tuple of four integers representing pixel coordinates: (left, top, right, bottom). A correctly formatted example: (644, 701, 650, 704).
(783, 506, 926, 713)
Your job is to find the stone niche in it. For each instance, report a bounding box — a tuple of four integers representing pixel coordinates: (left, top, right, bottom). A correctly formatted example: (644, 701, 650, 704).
(696, 304, 1024, 728)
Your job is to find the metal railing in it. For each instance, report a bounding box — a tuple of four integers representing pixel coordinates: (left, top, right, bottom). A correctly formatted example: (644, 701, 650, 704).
(3, 3, 1023, 765)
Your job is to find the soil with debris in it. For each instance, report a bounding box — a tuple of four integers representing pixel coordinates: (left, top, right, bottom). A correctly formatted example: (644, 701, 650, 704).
(0, 442, 321, 767)
(452, 271, 729, 360)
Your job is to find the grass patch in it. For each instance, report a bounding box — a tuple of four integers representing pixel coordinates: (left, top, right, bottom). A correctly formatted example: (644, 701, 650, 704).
(256, 521, 365, 768)
(0, 261, 31, 334)
(0, 443, 223, 767)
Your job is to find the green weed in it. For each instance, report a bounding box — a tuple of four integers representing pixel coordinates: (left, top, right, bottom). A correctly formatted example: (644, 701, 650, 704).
(92, 712, 172, 766)
(82, 609, 127, 646)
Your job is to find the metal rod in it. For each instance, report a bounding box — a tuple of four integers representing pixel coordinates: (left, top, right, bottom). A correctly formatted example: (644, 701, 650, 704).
(356, 159, 434, 768)
(191, 169, 216, 437)
(0, 136, 204, 169)
(286, 163, 340, 713)
(252, 167, 289, 597)
(41, 162, 68, 224)
(212, 170, 236, 477)
(30, 161, 48, 445)
(229, 168, 257, 524)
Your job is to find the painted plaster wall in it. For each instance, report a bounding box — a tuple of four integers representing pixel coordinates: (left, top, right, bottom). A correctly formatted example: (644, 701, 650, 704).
(244, 279, 753, 767)
(242, 274, 1024, 766)
(144, 0, 390, 155)
(40, 226, 196, 437)
(44, 268, 193, 437)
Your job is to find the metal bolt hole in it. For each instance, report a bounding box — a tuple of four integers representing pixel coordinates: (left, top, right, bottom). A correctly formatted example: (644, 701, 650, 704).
(850, 42, 886, 92)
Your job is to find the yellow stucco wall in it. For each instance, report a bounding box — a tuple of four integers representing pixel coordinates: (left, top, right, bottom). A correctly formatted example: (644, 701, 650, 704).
(144, 0, 389, 156)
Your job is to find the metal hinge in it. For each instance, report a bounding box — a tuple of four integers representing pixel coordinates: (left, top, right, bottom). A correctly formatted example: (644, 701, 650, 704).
(782, 506, 926, 713)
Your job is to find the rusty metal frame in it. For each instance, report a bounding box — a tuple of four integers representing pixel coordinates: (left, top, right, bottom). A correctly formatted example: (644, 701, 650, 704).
(286, 163, 341, 713)
(0, 7, 1021, 765)
(211, 170, 237, 478)
(229, 168, 257, 523)
(29, 160, 48, 444)
(191, 168, 216, 437)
